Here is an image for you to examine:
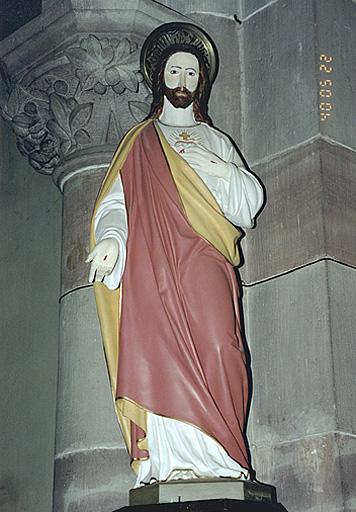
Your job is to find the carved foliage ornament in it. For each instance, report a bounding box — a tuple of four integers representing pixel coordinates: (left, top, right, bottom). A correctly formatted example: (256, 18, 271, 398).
(0, 35, 151, 175)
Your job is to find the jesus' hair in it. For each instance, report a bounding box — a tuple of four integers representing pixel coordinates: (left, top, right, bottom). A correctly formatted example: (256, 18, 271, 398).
(148, 46, 213, 125)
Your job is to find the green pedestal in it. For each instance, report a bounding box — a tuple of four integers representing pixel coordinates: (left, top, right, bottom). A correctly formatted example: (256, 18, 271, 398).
(114, 480, 287, 512)
(115, 498, 288, 512)
(129, 480, 276, 506)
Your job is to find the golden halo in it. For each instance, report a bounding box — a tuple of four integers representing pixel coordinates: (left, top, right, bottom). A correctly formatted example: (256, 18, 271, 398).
(140, 22, 219, 90)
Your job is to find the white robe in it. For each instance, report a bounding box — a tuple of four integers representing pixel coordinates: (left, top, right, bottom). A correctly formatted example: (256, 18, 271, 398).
(94, 120, 263, 486)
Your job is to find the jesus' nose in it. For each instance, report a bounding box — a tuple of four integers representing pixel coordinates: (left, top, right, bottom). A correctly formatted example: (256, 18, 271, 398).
(178, 73, 186, 89)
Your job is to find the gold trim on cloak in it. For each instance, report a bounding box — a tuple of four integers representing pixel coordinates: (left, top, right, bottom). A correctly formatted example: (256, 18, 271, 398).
(90, 120, 152, 472)
(90, 119, 242, 474)
(154, 122, 241, 267)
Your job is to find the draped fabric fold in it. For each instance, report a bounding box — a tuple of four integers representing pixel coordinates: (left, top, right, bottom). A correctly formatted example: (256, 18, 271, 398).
(90, 120, 249, 474)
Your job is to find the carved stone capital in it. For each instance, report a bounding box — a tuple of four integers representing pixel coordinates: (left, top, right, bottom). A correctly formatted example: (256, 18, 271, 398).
(0, 1, 185, 180)
(0, 34, 152, 177)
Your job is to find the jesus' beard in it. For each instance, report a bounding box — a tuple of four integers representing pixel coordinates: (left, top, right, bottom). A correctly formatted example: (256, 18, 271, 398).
(164, 85, 195, 109)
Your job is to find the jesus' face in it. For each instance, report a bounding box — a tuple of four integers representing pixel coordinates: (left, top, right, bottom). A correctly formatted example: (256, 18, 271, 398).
(163, 52, 199, 109)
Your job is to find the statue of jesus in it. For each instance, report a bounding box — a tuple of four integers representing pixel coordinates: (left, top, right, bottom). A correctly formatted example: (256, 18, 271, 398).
(87, 23, 264, 488)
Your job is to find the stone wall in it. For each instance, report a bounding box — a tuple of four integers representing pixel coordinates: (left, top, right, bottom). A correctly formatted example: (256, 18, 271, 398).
(0, 117, 61, 511)
(237, 1, 356, 511)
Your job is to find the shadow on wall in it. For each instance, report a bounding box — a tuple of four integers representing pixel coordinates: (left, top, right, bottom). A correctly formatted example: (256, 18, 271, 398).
(0, 0, 42, 41)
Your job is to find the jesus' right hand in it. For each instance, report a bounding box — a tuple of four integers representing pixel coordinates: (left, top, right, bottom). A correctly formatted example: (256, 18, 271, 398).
(86, 238, 120, 283)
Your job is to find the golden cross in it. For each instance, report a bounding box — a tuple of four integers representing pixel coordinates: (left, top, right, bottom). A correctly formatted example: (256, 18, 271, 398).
(178, 131, 191, 141)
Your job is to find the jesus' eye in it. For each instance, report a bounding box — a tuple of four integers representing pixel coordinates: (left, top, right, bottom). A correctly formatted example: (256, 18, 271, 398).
(170, 69, 179, 74)
(188, 71, 196, 76)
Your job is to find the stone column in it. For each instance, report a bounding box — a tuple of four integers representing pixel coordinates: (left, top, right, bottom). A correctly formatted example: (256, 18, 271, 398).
(0, 3, 186, 511)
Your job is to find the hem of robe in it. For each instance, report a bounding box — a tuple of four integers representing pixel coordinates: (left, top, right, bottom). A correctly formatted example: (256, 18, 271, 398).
(116, 395, 250, 477)
(135, 410, 250, 488)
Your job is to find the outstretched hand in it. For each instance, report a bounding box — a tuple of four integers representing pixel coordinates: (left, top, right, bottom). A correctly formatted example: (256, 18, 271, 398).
(86, 238, 119, 283)
(174, 140, 231, 180)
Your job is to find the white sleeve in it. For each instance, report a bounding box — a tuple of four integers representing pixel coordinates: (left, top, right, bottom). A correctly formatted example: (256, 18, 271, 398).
(93, 175, 128, 290)
(221, 157, 264, 228)
(204, 143, 264, 229)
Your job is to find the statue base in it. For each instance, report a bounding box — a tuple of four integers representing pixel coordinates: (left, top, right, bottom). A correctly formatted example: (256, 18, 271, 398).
(129, 479, 277, 506)
(113, 480, 287, 512)
(116, 498, 287, 512)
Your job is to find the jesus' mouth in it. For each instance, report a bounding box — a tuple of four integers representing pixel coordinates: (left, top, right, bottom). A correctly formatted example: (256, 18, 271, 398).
(164, 86, 195, 109)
